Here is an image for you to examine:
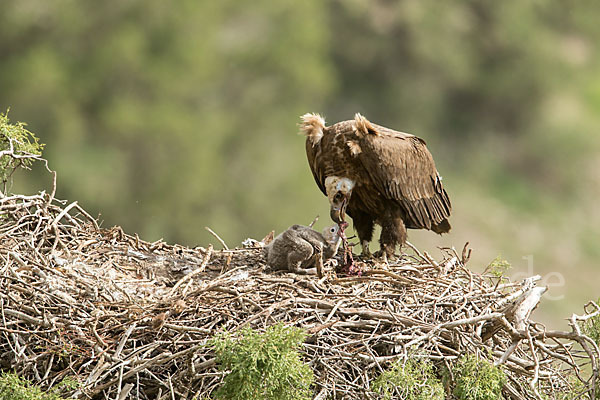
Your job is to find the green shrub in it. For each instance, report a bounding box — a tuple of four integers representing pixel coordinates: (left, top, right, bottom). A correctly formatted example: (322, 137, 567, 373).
(0, 372, 71, 400)
(584, 298, 600, 345)
(450, 354, 506, 400)
(210, 323, 313, 400)
(371, 357, 444, 400)
(583, 299, 600, 399)
(484, 255, 511, 278)
(0, 111, 44, 190)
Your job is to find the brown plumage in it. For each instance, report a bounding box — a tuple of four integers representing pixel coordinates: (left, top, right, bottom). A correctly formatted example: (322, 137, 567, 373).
(300, 113, 452, 257)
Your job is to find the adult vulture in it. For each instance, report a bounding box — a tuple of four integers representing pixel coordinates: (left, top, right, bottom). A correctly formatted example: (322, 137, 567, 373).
(300, 113, 451, 257)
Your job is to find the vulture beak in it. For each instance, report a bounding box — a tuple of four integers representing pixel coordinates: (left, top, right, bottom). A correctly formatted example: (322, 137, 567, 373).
(330, 193, 350, 224)
(325, 176, 355, 227)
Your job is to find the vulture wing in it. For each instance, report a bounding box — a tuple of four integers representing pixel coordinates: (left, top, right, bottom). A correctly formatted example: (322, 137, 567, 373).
(357, 124, 451, 230)
(305, 140, 327, 196)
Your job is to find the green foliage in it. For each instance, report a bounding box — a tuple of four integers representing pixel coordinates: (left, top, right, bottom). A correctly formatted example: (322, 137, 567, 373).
(371, 358, 444, 400)
(0, 372, 73, 400)
(210, 323, 313, 400)
(584, 297, 600, 400)
(53, 377, 78, 394)
(0, 111, 44, 189)
(584, 298, 600, 345)
(450, 354, 506, 400)
(484, 255, 511, 278)
(0, 0, 333, 246)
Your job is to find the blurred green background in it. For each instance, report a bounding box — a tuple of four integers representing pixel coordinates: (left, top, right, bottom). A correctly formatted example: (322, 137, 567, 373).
(2, 0, 599, 326)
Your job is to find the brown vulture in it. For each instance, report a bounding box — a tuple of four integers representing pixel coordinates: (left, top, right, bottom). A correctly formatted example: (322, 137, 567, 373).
(300, 113, 451, 257)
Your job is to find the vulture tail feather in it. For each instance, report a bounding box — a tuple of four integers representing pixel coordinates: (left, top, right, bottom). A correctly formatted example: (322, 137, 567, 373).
(432, 219, 451, 234)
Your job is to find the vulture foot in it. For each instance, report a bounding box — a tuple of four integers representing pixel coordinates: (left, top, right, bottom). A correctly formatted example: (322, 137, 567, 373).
(361, 241, 372, 258)
(373, 248, 395, 263)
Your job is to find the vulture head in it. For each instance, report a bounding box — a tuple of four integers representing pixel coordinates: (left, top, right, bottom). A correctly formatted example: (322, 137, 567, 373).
(325, 176, 355, 226)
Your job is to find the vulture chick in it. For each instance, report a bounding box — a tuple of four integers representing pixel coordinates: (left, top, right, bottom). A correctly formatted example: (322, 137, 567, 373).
(300, 113, 451, 258)
(265, 224, 342, 275)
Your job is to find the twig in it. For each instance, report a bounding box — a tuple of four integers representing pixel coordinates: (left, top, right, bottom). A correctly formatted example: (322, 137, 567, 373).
(1, 184, 597, 399)
(167, 245, 213, 298)
(205, 227, 229, 250)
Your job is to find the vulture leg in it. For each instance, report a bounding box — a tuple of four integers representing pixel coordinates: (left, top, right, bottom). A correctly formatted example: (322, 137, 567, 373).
(351, 209, 375, 257)
(379, 210, 406, 258)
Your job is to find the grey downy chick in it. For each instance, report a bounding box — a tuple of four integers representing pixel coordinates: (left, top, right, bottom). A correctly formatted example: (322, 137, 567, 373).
(265, 224, 342, 275)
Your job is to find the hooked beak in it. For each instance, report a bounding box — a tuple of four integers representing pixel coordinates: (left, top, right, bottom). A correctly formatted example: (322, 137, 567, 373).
(330, 196, 349, 224)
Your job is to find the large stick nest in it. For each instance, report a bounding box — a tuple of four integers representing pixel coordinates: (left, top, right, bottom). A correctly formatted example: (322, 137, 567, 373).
(1, 188, 599, 399)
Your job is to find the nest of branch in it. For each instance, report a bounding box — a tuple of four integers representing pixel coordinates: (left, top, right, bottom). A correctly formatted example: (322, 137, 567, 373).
(1, 190, 599, 400)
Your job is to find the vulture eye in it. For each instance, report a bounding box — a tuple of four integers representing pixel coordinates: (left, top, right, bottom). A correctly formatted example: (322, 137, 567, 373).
(330, 227, 336, 233)
(334, 192, 343, 201)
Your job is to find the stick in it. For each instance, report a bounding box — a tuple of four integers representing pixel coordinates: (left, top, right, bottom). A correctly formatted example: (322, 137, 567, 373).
(167, 245, 213, 298)
(205, 227, 229, 250)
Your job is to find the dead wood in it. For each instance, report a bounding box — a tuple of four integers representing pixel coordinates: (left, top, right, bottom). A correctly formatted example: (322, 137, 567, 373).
(0, 190, 598, 399)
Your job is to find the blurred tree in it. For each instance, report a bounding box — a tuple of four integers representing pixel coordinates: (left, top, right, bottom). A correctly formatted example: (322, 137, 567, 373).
(0, 0, 334, 245)
(2, 0, 600, 324)
(325, 0, 600, 206)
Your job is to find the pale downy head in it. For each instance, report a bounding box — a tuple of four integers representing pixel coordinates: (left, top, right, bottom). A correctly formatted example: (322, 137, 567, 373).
(324, 176, 355, 224)
(321, 224, 342, 253)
